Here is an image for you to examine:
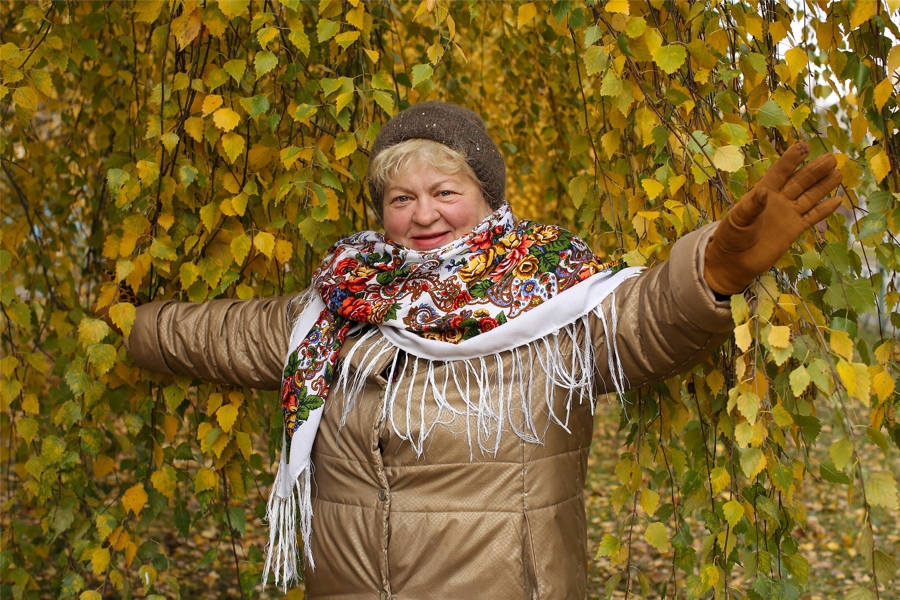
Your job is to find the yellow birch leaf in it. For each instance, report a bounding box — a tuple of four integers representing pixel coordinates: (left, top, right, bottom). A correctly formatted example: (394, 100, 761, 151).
(740, 447, 767, 479)
(274, 239, 293, 264)
(12, 85, 38, 111)
(231, 192, 248, 216)
(91, 547, 110, 575)
(851, 114, 868, 146)
(829, 439, 854, 471)
(601, 130, 621, 157)
(213, 107, 241, 132)
(888, 46, 900, 74)
(771, 403, 794, 427)
(713, 145, 744, 172)
(184, 116, 204, 141)
(517, 3, 537, 28)
(641, 488, 660, 516)
(151, 466, 177, 499)
(22, 393, 39, 414)
(254, 232, 275, 258)
(221, 132, 245, 163)
(207, 393, 224, 416)
(195, 467, 218, 493)
(211, 432, 230, 458)
(837, 359, 857, 397)
(163, 415, 179, 443)
(871, 365, 896, 402)
(865, 471, 899, 510)
(849, 0, 876, 30)
(110, 303, 135, 338)
(136, 160, 159, 185)
(79, 318, 111, 346)
(218, 0, 250, 19)
(784, 46, 807, 80)
(122, 483, 148, 516)
(652, 44, 686, 75)
(334, 31, 360, 50)
(236, 284, 254, 300)
(852, 362, 870, 405)
(334, 132, 357, 160)
(644, 522, 669, 552)
(236, 431, 252, 459)
(830, 329, 854, 361)
(667, 174, 686, 196)
(767, 325, 791, 349)
(125, 541, 138, 567)
(710, 466, 731, 495)
(873, 78, 893, 111)
(869, 149, 890, 183)
(201, 94, 224, 116)
(364, 48, 379, 63)
(172, 8, 202, 49)
(257, 27, 279, 49)
(231, 233, 251, 265)
(217, 403, 239, 433)
(641, 179, 664, 200)
(606, 0, 630, 15)
(723, 499, 744, 528)
(94, 455, 115, 478)
(734, 322, 752, 352)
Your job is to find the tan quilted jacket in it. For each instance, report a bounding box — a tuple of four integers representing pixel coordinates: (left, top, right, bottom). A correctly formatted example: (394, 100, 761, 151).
(130, 224, 734, 599)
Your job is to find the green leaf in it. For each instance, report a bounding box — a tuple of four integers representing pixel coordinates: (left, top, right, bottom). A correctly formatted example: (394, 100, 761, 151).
(584, 45, 607, 76)
(740, 447, 766, 479)
(829, 439, 854, 470)
(53, 400, 82, 428)
(757, 99, 791, 127)
(223, 59, 246, 83)
(874, 550, 897, 583)
(652, 44, 687, 74)
(865, 471, 899, 509)
(373, 90, 394, 116)
(334, 132, 357, 160)
(254, 51, 277, 78)
(316, 18, 340, 43)
(411, 63, 434, 88)
(239, 94, 270, 118)
(712, 145, 744, 172)
(644, 522, 669, 552)
(723, 499, 743, 527)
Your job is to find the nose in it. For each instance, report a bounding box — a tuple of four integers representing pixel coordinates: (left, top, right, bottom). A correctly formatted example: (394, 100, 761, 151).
(411, 197, 440, 226)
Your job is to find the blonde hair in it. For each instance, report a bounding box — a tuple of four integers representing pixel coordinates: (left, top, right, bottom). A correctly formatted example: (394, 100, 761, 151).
(368, 139, 483, 212)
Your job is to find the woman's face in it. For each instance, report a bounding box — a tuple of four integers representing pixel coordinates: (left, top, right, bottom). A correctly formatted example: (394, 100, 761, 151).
(382, 162, 493, 251)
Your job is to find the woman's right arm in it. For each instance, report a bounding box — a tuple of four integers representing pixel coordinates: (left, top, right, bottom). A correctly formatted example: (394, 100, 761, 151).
(128, 294, 303, 390)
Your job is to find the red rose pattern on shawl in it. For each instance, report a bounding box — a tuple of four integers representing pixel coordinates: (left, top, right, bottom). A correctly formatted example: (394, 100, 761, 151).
(281, 207, 623, 440)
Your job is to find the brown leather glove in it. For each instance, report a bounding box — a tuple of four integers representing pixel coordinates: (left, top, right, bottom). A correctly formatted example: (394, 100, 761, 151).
(704, 142, 844, 295)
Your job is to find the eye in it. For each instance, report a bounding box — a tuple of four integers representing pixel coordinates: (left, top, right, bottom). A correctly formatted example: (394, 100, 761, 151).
(438, 190, 453, 197)
(391, 195, 411, 204)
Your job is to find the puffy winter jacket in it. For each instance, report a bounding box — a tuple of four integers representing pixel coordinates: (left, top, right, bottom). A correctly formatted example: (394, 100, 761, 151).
(129, 224, 734, 599)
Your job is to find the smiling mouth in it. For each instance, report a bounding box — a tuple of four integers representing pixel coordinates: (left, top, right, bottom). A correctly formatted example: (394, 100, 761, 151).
(411, 232, 450, 248)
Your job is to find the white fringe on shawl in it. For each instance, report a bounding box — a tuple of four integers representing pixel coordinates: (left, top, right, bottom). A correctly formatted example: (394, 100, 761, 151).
(262, 267, 642, 590)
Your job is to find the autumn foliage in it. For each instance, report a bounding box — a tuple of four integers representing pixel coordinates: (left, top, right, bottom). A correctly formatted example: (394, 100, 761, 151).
(1, 0, 899, 598)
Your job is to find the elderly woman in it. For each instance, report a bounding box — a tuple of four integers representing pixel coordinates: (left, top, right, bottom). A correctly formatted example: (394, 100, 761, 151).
(108, 102, 841, 598)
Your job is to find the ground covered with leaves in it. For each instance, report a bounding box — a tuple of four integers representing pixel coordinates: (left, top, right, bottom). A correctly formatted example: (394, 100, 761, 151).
(585, 403, 900, 599)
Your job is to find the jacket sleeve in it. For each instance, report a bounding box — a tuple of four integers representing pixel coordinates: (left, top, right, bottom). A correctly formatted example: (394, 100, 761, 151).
(592, 223, 735, 391)
(128, 293, 305, 390)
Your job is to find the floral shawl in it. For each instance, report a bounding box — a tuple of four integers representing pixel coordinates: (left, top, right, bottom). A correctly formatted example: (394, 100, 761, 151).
(263, 204, 641, 589)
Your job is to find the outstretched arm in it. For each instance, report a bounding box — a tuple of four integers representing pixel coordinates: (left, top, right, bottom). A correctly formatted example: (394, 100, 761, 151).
(112, 294, 301, 390)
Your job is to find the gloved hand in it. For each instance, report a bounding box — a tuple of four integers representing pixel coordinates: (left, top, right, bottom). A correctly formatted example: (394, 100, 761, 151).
(704, 142, 843, 296)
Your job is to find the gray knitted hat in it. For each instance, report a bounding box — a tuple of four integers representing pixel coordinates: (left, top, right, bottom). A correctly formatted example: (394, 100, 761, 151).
(368, 101, 506, 217)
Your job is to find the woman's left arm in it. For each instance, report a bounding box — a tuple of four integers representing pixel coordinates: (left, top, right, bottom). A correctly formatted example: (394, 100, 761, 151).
(591, 142, 843, 390)
(590, 224, 734, 391)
